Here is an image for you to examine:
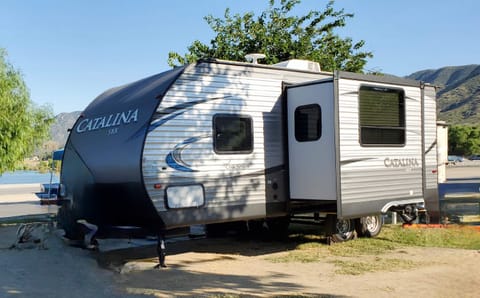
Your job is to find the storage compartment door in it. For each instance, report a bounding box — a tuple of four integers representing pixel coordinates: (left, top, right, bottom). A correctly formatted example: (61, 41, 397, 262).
(287, 81, 337, 200)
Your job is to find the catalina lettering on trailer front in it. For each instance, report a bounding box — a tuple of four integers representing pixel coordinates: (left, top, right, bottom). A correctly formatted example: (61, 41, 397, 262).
(75, 109, 139, 134)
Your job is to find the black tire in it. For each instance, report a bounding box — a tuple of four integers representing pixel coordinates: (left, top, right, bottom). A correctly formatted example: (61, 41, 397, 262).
(327, 215, 355, 242)
(399, 205, 418, 224)
(355, 215, 383, 238)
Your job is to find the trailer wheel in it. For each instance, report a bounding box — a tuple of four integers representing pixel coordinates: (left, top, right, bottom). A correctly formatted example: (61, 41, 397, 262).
(355, 215, 383, 238)
(399, 204, 418, 224)
(327, 215, 355, 242)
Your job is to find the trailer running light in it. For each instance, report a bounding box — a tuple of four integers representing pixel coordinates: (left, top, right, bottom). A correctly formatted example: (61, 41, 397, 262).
(432, 169, 438, 174)
(154, 184, 162, 189)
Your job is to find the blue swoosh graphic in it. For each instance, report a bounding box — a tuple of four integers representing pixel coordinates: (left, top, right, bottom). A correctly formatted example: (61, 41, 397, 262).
(148, 96, 230, 132)
(165, 135, 211, 172)
(165, 152, 195, 172)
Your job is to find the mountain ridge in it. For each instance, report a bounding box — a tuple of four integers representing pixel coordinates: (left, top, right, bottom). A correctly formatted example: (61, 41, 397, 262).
(49, 111, 81, 148)
(406, 64, 480, 124)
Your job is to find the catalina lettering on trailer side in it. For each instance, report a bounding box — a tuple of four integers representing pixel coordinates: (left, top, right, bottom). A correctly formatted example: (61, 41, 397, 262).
(75, 109, 139, 134)
(384, 157, 420, 168)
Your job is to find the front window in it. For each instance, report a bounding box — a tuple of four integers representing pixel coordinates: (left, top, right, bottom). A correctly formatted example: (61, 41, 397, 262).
(213, 114, 253, 154)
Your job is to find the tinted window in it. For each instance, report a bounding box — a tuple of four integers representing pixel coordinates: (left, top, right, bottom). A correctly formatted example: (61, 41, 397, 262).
(359, 86, 405, 145)
(213, 115, 253, 153)
(295, 104, 322, 142)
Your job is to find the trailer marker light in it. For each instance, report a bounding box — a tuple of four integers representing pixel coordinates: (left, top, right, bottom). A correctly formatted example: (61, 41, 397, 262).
(432, 169, 437, 174)
(154, 184, 163, 189)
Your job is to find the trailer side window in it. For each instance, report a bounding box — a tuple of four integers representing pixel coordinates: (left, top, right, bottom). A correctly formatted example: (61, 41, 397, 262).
(359, 86, 405, 146)
(295, 104, 322, 142)
(213, 115, 253, 154)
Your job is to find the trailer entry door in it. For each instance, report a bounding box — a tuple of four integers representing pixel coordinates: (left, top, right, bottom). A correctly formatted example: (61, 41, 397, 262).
(286, 80, 337, 201)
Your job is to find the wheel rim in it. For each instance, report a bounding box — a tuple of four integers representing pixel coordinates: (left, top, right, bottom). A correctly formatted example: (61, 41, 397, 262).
(336, 219, 353, 239)
(365, 216, 379, 232)
(336, 219, 351, 233)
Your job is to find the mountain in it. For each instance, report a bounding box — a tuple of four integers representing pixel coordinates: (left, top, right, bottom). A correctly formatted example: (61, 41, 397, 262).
(406, 65, 480, 125)
(50, 111, 81, 148)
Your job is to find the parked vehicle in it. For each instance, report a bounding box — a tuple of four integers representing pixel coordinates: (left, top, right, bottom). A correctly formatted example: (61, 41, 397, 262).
(469, 154, 480, 160)
(56, 58, 438, 265)
(448, 155, 464, 164)
(35, 149, 64, 204)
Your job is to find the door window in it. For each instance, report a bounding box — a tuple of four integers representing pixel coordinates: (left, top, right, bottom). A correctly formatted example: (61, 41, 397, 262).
(294, 104, 322, 142)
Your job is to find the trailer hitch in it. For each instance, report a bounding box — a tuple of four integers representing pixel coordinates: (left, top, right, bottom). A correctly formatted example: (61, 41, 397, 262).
(76, 219, 98, 250)
(154, 232, 167, 269)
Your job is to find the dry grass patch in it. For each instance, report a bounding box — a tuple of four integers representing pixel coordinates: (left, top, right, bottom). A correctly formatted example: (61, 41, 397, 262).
(329, 257, 418, 275)
(265, 224, 480, 274)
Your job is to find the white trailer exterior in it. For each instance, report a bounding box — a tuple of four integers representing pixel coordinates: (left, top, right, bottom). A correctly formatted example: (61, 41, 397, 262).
(140, 61, 327, 227)
(287, 73, 438, 220)
(58, 59, 438, 244)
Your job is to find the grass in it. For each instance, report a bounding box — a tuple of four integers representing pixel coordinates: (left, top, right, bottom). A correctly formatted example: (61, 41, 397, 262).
(266, 224, 480, 274)
(379, 224, 480, 249)
(329, 258, 418, 275)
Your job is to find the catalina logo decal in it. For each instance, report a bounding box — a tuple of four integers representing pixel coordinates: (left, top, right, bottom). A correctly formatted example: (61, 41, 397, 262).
(75, 109, 139, 134)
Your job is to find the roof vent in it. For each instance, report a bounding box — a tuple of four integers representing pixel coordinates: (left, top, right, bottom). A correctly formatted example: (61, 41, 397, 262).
(273, 59, 321, 72)
(245, 53, 266, 64)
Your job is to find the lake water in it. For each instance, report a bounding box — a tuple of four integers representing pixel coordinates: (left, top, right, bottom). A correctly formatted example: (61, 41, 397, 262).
(0, 171, 59, 184)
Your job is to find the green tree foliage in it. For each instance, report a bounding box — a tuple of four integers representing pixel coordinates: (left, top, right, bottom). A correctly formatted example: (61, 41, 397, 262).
(0, 49, 54, 174)
(448, 125, 480, 156)
(168, 0, 372, 72)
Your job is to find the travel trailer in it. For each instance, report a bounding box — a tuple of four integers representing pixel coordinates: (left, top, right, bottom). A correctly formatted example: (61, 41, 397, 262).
(57, 58, 438, 264)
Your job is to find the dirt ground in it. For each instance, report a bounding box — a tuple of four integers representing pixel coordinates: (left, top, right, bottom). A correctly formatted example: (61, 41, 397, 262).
(0, 223, 479, 298)
(0, 166, 479, 297)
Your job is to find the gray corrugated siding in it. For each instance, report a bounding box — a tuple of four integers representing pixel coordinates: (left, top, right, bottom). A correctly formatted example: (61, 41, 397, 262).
(338, 78, 424, 217)
(142, 62, 324, 216)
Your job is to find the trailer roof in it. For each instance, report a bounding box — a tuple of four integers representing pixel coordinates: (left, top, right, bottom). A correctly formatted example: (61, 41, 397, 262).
(196, 59, 434, 89)
(336, 71, 429, 88)
(197, 58, 333, 76)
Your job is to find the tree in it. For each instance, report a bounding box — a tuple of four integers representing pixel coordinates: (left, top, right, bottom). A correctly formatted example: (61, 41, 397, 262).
(0, 49, 54, 174)
(168, 0, 372, 72)
(448, 125, 480, 156)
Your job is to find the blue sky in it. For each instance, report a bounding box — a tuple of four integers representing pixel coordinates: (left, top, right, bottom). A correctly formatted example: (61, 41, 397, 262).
(1, 0, 478, 114)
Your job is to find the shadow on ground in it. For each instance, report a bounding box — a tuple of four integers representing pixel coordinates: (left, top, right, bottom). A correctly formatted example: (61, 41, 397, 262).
(94, 227, 342, 296)
(96, 234, 299, 268)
